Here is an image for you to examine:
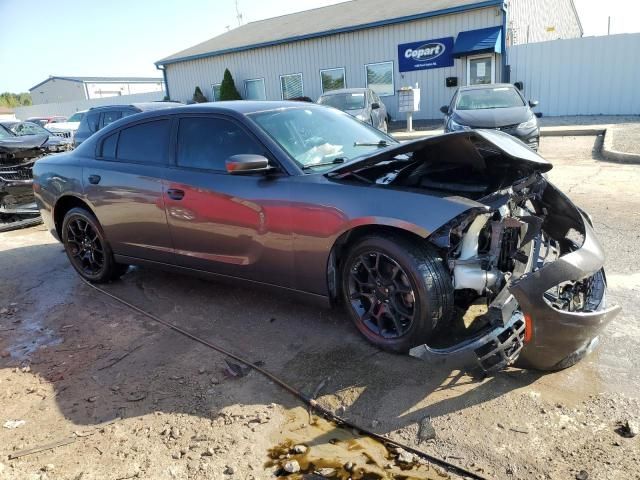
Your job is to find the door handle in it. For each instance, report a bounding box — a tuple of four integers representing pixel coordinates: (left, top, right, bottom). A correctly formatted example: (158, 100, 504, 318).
(88, 174, 101, 185)
(167, 188, 185, 200)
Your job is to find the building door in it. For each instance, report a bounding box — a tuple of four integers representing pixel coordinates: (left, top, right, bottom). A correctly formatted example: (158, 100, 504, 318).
(467, 54, 495, 85)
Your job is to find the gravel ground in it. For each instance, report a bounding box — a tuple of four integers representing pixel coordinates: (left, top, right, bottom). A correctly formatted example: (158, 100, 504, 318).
(1, 136, 639, 480)
(611, 123, 640, 155)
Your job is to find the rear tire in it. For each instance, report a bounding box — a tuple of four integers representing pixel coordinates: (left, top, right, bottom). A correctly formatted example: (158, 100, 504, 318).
(61, 207, 128, 283)
(340, 234, 453, 353)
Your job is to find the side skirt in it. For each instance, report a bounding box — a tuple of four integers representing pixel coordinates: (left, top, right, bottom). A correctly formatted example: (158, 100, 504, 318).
(113, 254, 332, 309)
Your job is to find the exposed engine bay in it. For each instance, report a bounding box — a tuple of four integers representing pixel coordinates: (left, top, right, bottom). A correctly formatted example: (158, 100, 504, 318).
(0, 134, 47, 232)
(330, 130, 620, 372)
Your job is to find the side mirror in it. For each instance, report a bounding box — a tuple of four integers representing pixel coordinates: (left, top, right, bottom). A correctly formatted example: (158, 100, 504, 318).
(371, 102, 380, 110)
(534, 112, 543, 118)
(440, 106, 449, 115)
(514, 81, 524, 91)
(226, 154, 270, 174)
(529, 100, 539, 108)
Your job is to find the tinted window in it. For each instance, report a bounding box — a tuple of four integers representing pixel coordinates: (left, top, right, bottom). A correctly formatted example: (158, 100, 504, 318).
(117, 120, 169, 164)
(86, 113, 100, 133)
(102, 110, 122, 128)
(100, 132, 118, 159)
(456, 87, 525, 110)
(177, 117, 263, 171)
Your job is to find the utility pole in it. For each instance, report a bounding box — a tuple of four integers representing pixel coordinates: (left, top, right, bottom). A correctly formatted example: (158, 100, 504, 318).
(607, 16, 611, 35)
(235, 0, 244, 26)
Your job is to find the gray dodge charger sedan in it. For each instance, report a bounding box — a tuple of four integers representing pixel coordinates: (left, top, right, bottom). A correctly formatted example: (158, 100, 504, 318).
(32, 101, 620, 372)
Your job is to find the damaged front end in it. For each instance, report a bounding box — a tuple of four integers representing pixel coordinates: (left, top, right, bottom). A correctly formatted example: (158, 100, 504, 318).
(331, 129, 620, 373)
(402, 132, 620, 372)
(0, 135, 47, 232)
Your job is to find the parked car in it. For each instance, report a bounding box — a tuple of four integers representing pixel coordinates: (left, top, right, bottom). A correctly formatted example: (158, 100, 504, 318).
(1, 121, 72, 152)
(73, 102, 183, 147)
(440, 83, 540, 150)
(0, 127, 48, 232)
(318, 88, 388, 132)
(27, 116, 67, 127)
(45, 110, 87, 139)
(33, 101, 619, 373)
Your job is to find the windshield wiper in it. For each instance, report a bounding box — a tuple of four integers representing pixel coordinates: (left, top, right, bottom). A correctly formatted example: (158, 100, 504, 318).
(301, 157, 346, 170)
(353, 140, 389, 148)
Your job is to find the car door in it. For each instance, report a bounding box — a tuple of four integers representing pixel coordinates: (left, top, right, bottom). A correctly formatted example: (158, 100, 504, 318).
(163, 114, 295, 287)
(83, 117, 174, 263)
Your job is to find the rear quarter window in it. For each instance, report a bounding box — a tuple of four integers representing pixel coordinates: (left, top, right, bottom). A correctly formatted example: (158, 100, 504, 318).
(116, 120, 170, 164)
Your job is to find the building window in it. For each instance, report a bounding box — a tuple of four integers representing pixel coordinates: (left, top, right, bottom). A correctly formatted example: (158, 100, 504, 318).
(320, 67, 346, 93)
(211, 83, 222, 101)
(365, 61, 394, 97)
(280, 73, 303, 100)
(466, 54, 495, 85)
(244, 78, 266, 100)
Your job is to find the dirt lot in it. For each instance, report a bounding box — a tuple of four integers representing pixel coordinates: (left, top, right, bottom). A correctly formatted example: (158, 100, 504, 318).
(1, 136, 639, 480)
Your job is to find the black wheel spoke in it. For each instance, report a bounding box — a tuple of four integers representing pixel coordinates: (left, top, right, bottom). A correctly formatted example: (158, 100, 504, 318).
(65, 216, 106, 277)
(347, 250, 415, 339)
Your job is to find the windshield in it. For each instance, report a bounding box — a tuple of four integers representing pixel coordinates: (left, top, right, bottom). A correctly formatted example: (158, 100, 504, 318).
(0, 125, 14, 139)
(456, 87, 525, 110)
(318, 92, 366, 111)
(67, 112, 85, 122)
(10, 122, 49, 136)
(250, 107, 394, 172)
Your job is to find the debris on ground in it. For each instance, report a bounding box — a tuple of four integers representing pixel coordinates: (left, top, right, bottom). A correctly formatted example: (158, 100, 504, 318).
(3, 419, 26, 429)
(283, 460, 300, 473)
(418, 416, 436, 442)
(616, 419, 639, 438)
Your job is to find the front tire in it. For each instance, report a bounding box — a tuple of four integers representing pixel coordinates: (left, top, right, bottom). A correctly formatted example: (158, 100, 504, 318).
(340, 235, 453, 353)
(61, 207, 128, 283)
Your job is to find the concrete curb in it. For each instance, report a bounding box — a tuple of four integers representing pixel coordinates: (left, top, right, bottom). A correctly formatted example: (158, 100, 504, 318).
(390, 126, 608, 141)
(602, 127, 640, 164)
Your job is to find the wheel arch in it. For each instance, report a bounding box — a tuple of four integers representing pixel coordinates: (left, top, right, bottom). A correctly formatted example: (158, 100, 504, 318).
(326, 223, 432, 305)
(53, 195, 96, 240)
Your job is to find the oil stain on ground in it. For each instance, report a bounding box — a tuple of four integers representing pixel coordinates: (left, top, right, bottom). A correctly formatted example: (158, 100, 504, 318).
(266, 406, 448, 479)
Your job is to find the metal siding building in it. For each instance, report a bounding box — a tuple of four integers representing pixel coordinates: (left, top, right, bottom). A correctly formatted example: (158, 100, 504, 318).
(158, 0, 581, 120)
(29, 76, 165, 105)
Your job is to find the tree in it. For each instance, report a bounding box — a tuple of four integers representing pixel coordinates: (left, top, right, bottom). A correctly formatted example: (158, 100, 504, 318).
(0, 92, 32, 108)
(219, 69, 242, 100)
(192, 86, 207, 103)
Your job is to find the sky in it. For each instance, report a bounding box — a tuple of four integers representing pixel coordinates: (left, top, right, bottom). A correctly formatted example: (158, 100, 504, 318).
(0, 0, 638, 93)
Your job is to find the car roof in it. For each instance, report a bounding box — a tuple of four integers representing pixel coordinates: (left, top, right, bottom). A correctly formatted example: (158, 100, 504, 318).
(320, 88, 369, 96)
(105, 101, 328, 119)
(87, 102, 181, 113)
(458, 83, 517, 92)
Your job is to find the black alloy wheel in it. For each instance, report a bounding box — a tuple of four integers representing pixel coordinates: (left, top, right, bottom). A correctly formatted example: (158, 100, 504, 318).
(348, 251, 416, 339)
(61, 207, 128, 283)
(341, 235, 453, 353)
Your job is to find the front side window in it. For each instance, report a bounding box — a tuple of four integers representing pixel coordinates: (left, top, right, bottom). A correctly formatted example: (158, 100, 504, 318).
(244, 78, 266, 100)
(86, 112, 100, 133)
(280, 73, 303, 100)
(102, 110, 122, 128)
(365, 61, 394, 97)
(117, 120, 170, 164)
(320, 68, 346, 93)
(177, 117, 263, 171)
(250, 107, 394, 172)
(456, 87, 525, 110)
(211, 83, 222, 101)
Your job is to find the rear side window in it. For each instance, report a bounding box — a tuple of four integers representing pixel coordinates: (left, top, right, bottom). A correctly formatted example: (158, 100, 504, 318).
(176, 117, 263, 171)
(102, 110, 122, 128)
(100, 132, 118, 159)
(117, 120, 170, 164)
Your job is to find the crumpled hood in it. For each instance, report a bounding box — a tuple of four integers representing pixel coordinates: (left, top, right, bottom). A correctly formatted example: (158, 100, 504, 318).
(0, 134, 48, 155)
(327, 130, 552, 178)
(453, 106, 532, 128)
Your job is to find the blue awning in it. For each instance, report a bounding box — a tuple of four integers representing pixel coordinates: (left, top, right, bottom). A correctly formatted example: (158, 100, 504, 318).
(452, 26, 502, 58)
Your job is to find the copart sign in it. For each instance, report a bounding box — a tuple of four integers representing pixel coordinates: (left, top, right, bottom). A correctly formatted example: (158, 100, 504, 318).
(398, 37, 454, 72)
